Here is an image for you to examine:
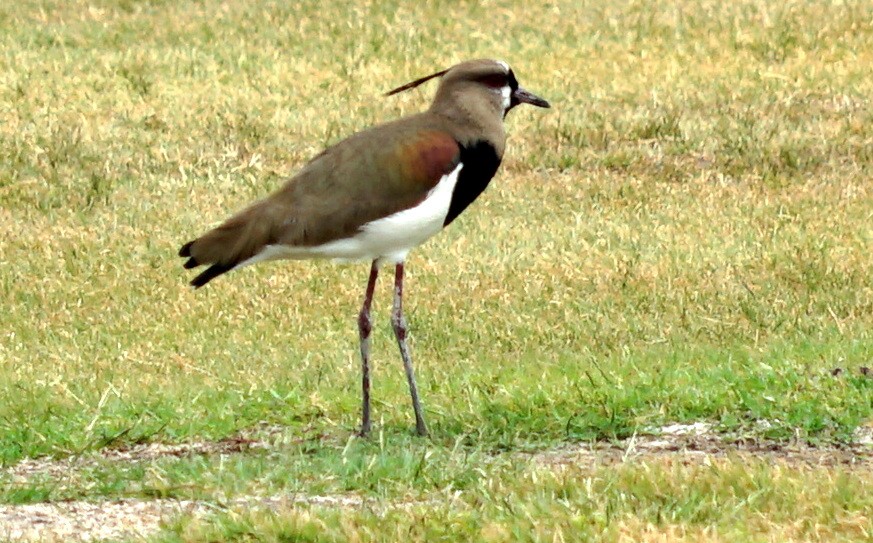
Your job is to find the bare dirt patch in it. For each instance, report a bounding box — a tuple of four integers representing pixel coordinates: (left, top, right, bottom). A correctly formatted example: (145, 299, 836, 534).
(0, 493, 418, 543)
(1, 498, 196, 542)
(531, 430, 873, 468)
(5, 424, 307, 483)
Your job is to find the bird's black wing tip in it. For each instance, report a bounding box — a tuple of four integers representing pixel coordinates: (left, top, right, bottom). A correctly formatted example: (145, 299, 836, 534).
(179, 241, 194, 258)
(190, 263, 235, 289)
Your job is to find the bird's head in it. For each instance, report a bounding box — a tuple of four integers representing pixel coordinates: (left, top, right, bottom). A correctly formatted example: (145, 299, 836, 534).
(387, 59, 550, 121)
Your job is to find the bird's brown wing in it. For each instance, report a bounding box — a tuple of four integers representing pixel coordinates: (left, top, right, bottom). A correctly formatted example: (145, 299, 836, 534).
(179, 119, 460, 287)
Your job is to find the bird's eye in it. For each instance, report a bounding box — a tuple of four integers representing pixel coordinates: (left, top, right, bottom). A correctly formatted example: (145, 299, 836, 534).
(480, 74, 507, 89)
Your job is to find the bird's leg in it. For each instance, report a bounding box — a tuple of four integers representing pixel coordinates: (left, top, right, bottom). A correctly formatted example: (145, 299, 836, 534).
(357, 260, 379, 437)
(391, 262, 429, 436)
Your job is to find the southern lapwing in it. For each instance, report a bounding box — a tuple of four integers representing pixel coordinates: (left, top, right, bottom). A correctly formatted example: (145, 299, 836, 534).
(179, 59, 549, 436)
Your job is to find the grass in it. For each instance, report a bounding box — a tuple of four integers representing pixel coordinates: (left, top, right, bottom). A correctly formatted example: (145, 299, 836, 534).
(159, 458, 873, 543)
(1, 0, 872, 540)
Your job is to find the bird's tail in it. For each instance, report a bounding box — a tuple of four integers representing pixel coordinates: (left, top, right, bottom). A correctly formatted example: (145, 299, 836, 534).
(179, 200, 282, 288)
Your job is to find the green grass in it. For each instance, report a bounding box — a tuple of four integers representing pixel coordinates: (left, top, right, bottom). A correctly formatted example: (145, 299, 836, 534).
(1, 0, 872, 540)
(158, 458, 873, 543)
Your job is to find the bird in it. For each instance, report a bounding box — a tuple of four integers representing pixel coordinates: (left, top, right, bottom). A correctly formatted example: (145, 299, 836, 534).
(178, 59, 550, 437)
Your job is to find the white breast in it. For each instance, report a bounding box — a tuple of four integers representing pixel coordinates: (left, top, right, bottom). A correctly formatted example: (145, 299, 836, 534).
(239, 163, 464, 268)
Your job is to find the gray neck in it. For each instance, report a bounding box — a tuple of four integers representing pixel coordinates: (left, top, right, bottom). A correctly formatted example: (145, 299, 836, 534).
(429, 88, 507, 157)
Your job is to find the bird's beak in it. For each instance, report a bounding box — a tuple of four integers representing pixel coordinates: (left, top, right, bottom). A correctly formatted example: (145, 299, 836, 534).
(512, 87, 550, 108)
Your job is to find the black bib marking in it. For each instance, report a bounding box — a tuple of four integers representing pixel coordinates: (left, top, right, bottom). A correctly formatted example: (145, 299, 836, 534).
(444, 141, 502, 227)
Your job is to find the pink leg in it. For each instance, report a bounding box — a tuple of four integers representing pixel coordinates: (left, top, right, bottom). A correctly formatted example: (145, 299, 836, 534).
(357, 260, 379, 436)
(391, 262, 429, 436)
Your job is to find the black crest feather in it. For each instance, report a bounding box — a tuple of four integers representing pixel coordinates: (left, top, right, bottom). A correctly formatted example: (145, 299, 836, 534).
(385, 68, 449, 96)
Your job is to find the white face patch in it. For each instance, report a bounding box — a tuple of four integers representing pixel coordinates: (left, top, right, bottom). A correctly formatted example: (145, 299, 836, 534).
(496, 60, 510, 73)
(500, 85, 512, 112)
